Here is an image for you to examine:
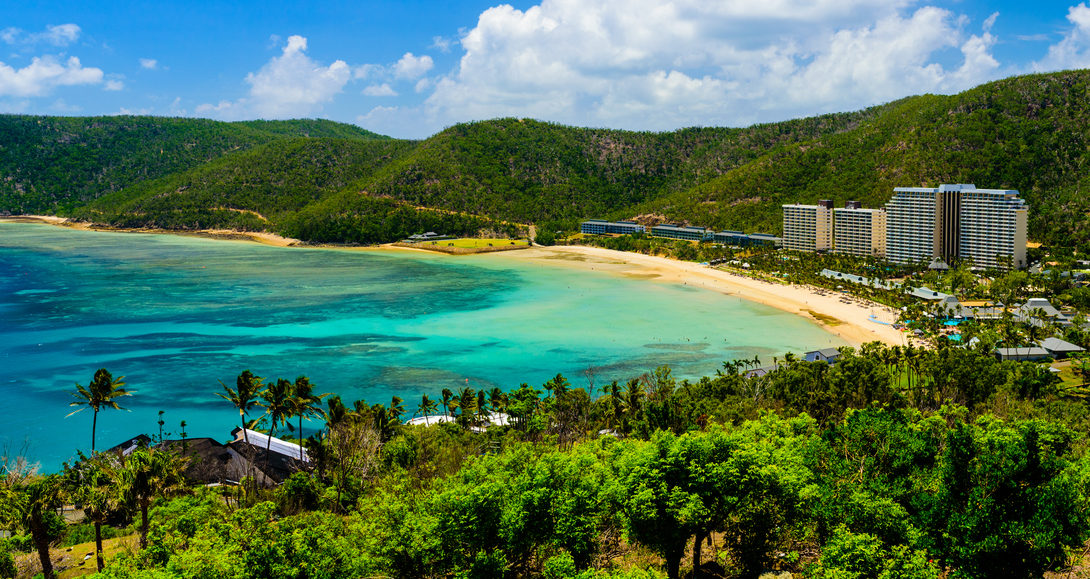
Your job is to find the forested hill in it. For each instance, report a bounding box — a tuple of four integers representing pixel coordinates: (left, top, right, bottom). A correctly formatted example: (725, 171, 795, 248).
(0, 116, 388, 214)
(5, 69, 1090, 245)
(640, 71, 1090, 244)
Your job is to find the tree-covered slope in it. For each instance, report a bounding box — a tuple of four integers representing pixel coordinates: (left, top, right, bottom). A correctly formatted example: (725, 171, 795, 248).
(7, 70, 1090, 245)
(643, 70, 1090, 243)
(354, 114, 877, 224)
(0, 115, 388, 214)
(75, 138, 415, 231)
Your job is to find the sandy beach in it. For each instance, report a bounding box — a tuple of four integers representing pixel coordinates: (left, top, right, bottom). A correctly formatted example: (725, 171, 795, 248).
(0, 215, 301, 247)
(498, 245, 907, 347)
(2, 216, 904, 347)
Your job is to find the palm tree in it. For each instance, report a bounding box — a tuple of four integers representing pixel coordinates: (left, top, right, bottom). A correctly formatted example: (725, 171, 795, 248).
(441, 388, 454, 418)
(326, 395, 349, 428)
(416, 394, 438, 425)
(290, 376, 327, 463)
(260, 378, 294, 477)
(603, 380, 624, 430)
(477, 390, 490, 424)
(623, 378, 644, 427)
(218, 370, 265, 447)
(388, 396, 406, 424)
(107, 448, 188, 549)
(67, 368, 130, 453)
(64, 455, 116, 572)
(6, 475, 66, 579)
(488, 387, 507, 416)
(456, 387, 477, 427)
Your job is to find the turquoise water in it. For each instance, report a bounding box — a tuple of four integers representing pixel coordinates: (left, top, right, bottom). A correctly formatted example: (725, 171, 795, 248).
(0, 222, 845, 470)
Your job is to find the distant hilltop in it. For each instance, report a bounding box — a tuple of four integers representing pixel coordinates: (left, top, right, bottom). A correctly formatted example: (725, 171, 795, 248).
(3, 69, 1090, 246)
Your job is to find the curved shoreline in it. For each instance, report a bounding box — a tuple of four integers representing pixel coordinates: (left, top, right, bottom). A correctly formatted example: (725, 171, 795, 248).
(2, 216, 904, 347)
(477, 245, 905, 347)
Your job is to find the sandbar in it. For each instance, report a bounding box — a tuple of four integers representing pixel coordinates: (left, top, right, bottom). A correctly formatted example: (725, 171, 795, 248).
(0, 215, 300, 247)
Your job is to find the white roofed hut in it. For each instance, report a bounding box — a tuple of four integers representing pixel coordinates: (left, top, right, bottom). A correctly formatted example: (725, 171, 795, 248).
(229, 427, 310, 485)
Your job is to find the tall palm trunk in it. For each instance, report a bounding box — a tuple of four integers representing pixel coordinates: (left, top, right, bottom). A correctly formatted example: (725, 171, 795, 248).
(91, 409, 99, 453)
(31, 515, 55, 579)
(94, 521, 104, 571)
(140, 502, 149, 549)
(298, 414, 305, 462)
(265, 424, 275, 484)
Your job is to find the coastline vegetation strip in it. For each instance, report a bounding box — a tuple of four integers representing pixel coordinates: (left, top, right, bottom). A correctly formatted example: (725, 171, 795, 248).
(6, 341, 1090, 579)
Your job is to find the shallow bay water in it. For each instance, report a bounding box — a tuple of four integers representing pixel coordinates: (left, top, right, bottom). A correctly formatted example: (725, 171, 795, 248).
(0, 222, 845, 469)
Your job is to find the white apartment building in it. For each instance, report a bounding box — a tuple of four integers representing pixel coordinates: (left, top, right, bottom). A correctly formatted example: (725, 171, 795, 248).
(782, 200, 833, 252)
(885, 184, 1027, 269)
(884, 186, 946, 265)
(833, 201, 886, 257)
(959, 188, 1027, 269)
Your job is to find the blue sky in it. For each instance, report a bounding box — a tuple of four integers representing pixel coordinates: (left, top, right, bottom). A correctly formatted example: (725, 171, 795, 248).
(2, 0, 1089, 138)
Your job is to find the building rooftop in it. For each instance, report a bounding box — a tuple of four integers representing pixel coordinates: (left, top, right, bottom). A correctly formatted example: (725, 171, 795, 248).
(995, 347, 1049, 357)
(231, 428, 309, 463)
(1040, 337, 1085, 354)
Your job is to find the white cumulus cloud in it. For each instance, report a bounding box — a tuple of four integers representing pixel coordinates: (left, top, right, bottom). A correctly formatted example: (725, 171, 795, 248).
(0, 55, 105, 97)
(246, 35, 350, 116)
(1034, 3, 1090, 71)
(394, 52, 434, 79)
(139, 58, 158, 70)
(413, 0, 1005, 133)
(199, 35, 350, 119)
(363, 83, 398, 96)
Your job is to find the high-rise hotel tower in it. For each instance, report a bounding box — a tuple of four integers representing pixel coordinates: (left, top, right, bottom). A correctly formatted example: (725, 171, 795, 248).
(885, 184, 1026, 269)
(833, 201, 886, 258)
(782, 184, 1027, 269)
(782, 200, 833, 252)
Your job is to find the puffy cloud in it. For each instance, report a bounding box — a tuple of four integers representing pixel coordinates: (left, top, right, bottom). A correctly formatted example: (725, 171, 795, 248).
(0, 55, 104, 97)
(394, 52, 434, 79)
(1034, 3, 1090, 71)
(104, 79, 124, 91)
(245, 35, 350, 116)
(199, 35, 350, 119)
(139, 58, 158, 70)
(418, 0, 1004, 132)
(363, 83, 397, 96)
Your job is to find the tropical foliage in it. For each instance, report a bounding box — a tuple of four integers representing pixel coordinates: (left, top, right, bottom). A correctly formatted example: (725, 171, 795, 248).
(11, 342, 1090, 578)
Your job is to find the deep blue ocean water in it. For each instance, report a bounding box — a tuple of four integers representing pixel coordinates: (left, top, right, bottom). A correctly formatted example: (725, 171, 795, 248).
(0, 222, 845, 470)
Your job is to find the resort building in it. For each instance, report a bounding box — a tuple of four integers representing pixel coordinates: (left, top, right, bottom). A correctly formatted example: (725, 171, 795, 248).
(650, 224, 711, 241)
(884, 186, 947, 264)
(712, 230, 783, 248)
(885, 184, 1027, 269)
(833, 201, 886, 257)
(782, 200, 833, 252)
(958, 187, 1027, 269)
(580, 220, 646, 235)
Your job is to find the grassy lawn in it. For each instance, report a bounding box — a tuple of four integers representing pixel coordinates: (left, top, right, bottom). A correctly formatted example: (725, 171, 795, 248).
(14, 534, 138, 578)
(431, 238, 528, 248)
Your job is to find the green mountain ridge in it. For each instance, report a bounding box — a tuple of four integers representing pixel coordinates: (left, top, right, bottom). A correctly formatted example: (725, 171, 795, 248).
(5, 70, 1090, 245)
